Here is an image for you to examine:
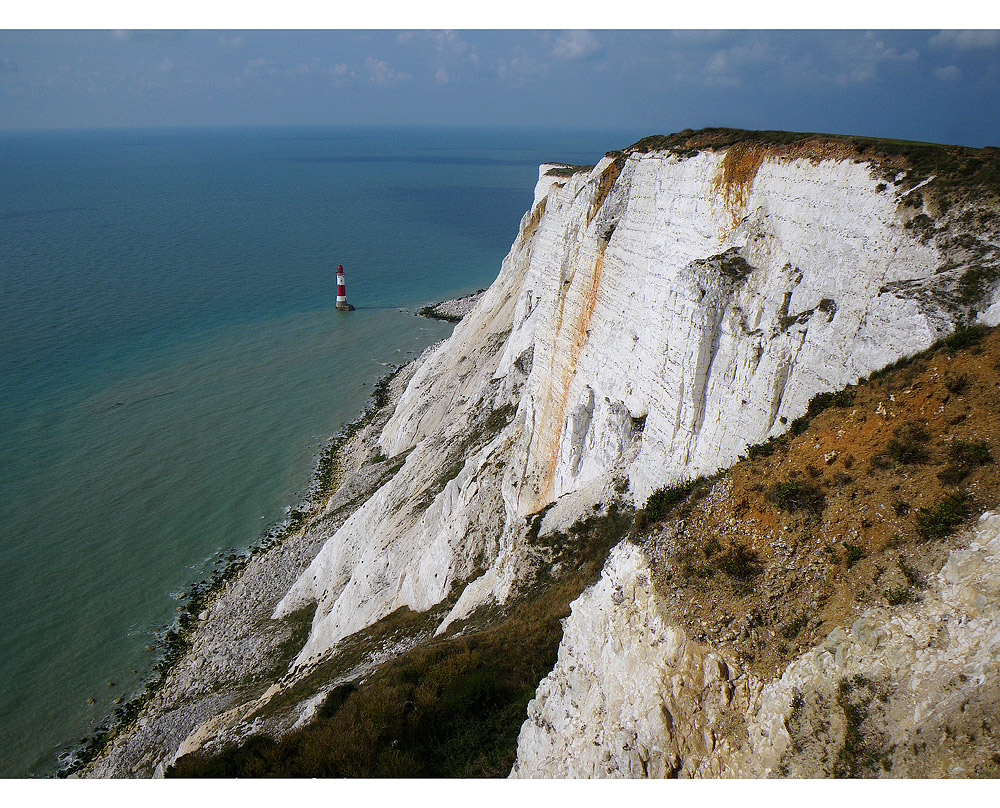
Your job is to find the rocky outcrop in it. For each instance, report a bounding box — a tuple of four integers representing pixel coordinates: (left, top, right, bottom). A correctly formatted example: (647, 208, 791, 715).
(511, 509, 1000, 778)
(277, 138, 1000, 671)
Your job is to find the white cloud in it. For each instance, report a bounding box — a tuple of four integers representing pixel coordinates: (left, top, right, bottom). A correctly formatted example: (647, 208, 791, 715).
(218, 35, 244, 49)
(435, 67, 449, 84)
(703, 39, 772, 86)
(552, 30, 602, 61)
(830, 32, 919, 85)
(934, 64, 963, 81)
(930, 30, 1000, 50)
(364, 57, 411, 84)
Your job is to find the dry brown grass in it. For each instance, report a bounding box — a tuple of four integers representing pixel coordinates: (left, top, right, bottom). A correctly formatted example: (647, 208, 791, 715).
(638, 325, 1000, 680)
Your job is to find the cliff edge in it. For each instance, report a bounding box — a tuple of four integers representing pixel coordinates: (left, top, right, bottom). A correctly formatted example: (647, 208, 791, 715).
(81, 129, 1000, 778)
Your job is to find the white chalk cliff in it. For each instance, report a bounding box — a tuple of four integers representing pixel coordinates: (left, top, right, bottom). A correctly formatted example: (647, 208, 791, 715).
(510, 508, 1000, 778)
(274, 139, 1000, 704)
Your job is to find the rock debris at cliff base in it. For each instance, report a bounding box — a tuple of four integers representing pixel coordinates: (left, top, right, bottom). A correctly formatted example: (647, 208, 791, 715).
(83, 129, 1000, 778)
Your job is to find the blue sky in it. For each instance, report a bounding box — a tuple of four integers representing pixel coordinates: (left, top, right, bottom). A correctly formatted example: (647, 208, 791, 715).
(1, 15, 999, 146)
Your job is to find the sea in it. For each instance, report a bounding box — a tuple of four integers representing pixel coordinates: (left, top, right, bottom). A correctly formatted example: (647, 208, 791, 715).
(0, 125, 639, 777)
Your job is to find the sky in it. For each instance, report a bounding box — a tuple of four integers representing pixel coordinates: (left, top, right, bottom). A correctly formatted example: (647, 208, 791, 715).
(1, 6, 999, 146)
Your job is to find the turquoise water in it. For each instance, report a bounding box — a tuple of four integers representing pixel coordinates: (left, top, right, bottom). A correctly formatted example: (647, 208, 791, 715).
(0, 126, 634, 777)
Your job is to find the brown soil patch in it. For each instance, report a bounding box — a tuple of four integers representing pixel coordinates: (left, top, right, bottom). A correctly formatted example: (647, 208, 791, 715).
(637, 326, 1000, 681)
(587, 159, 622, 224)
(712, 143, 767, 228)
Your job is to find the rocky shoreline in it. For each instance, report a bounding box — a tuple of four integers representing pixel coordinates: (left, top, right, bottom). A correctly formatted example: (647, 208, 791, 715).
(416, 290, 485, 322)
(70, 353, 435, 777)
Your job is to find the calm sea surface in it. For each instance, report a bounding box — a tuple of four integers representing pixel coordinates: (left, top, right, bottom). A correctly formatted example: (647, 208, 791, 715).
(0, 125, 635, 776)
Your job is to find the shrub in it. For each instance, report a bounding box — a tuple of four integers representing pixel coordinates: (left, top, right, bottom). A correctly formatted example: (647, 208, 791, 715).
(885, 586, 915, 605)
(643, 481, 695, 522)
(945, 373, 969, 394)
(713, 543, 761, 580)
(939, 439, 992, 484)
(885, 422, 931, 464)
(915, 495, 969, 540)
(943, 324, 987, 353)
(952, 439, 992, 465)
(789, 416, 810, 436)
(806, 389, 853, 417)
(768, 480, 826, 514)
(843, 543, 865, 568)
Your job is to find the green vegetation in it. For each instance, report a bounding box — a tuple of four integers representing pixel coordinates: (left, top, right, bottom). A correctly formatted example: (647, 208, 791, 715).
(768, 480, 826, 515)
(624, 128, 1000, 204)
(807, 389, 853, 417)
(915, 494, 970, 540)
(544, 164, 593, 178)
(884, 422, 931, 465)
(939, 439, 993, 484)
(843, 543, 865, 568)
(885, 586, 915, 606)
(643, 481, 697, 521)
(712, 543, 761, 580)
(833, 675, 891, 777)
(168, 504, 634, 778)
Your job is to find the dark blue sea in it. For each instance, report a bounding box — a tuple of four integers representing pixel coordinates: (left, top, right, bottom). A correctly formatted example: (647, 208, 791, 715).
(0, 125, 636, 776)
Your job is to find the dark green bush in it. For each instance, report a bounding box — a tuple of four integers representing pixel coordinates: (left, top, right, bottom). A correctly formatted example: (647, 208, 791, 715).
(843, 543, 865, 568)
(768, 480, 826, 514)
(915, 495, 969, 540)
(885, 422, 931, 464)
(643, 481, 695, 522)
(806, 389, 853, 417)
(713, 543, 761, 580)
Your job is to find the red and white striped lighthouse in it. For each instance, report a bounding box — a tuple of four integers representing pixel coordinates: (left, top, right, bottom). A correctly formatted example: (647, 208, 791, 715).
(335, 264, 354, 311)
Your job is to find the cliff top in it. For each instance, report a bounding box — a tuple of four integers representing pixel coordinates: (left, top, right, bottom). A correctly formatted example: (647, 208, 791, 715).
(615, 127, 1000, 202)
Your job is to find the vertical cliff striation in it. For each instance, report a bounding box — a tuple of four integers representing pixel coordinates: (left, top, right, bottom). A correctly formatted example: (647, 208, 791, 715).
(276, 132, 1000, 672)
(88, 131, 1000, 776)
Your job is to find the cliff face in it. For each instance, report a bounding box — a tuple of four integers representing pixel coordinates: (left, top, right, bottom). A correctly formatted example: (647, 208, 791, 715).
(90, 131, 1000, 778)
(276, 137, 1000, 670)
(512, 508, 1000, 778)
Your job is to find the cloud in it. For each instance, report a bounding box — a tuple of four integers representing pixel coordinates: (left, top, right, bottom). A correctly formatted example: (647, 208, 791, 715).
(930, 30, 1000, 50)
(435, 67, 449, 84)
(497, 47, 543, 81)
(934, 64, 963, 81)
(702, 39, 773, 86)
(245, 57, 278, 78)
(829, 32, 919, 84)
(364, 57, 411, 84)
(552, 30, 602, 61)
(218, 35, 244, 49)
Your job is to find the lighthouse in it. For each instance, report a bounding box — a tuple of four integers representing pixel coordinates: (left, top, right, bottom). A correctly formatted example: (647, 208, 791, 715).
(335, 264, 354, 311)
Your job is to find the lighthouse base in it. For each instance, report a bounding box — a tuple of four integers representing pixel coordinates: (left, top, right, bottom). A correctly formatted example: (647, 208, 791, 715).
(336, 302, 355, 311)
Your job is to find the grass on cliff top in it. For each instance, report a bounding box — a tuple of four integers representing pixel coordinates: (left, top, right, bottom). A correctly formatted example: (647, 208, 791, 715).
(166, 503, 634, 778)
(618, 127, 1000, 198)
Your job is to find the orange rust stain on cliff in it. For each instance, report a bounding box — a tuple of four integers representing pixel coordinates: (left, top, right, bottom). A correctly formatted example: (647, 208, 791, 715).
(529, 244, 607, 510)
(712, 143, 766, 230)
(587, 160, 622, 225)
(519, 197, 547, 244)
